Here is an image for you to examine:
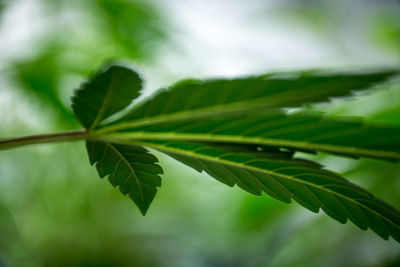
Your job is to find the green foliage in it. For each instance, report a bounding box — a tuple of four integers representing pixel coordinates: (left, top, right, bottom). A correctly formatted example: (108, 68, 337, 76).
(5, 0, 167, 133)
(105, 112, 400, 161)
(72, 65, 160, 214)
(12, 48, 77, 125)
(5, 64, 399, 242)
(86, 141, 162, 215)
(110, 69, 396, 128)
(93, 0, 167, 57)
(134, 140, 400, 241)
(71, 65, 142, 129)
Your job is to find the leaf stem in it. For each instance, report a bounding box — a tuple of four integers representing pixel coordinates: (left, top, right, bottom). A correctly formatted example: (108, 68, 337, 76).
(0, 130, 88, 151)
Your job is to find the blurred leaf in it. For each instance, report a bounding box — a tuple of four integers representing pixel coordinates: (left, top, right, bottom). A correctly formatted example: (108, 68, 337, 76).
(0, 201, 19, 266)
(0, 202, 18, 250)
(237, 193, 290, 231)
(269, 1, 337, 33)
(93, 0, 167, 59)
(370, 106, 400, 126)
(7, 0, 168, 131)
(41, 0, 167, 60)
(12, 48, 77, 125)
(0, 1, 5, 18)
(368, 9, 400, 54)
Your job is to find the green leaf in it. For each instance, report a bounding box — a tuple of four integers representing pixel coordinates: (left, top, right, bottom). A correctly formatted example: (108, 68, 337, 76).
(133, 139, 400, 242)
(72, 65, 142, 129)
(86, 141, 163, 215)
(104, 112, 400, 161)
(69, 64, 400, 237)
(104, 69, 398, 131)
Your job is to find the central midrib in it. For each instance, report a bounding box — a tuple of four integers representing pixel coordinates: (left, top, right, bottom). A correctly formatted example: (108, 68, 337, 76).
(100, 132, 400, 160)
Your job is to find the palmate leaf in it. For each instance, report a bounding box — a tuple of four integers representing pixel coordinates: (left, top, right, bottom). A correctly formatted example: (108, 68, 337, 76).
(105, 112, 400, 161)
(86, 141, 162, 215)
(69, 64, 400, 241)
(131, 139, 400, 242)
(71, 65, 142, 129)
(102, 69, 398, 131)
(71, 65, 163, 213)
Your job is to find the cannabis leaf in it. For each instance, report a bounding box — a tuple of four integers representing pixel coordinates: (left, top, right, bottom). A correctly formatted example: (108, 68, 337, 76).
(68, 64, 400, 242)
(72, 65, 162, 213)
(86, 141, 162, 215)
(105, 112, 400, 161)
(101, 69, 397, 131)
(130, 140, 400, 242)
(71, 65, 143, 129)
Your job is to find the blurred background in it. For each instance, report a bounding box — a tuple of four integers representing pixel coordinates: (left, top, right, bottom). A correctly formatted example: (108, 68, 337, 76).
(0, 0, 400, 266)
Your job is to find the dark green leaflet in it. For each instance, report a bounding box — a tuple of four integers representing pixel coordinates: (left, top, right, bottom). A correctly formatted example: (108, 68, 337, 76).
(105, 70, 398, 131)
(133, 140, 400, 242)
(68, 65, 400, 241)
(72, 65, 142, 129)
(86, 141, 162, 215)
(71, 66, 160, 213)
(106, 112, 400, 161)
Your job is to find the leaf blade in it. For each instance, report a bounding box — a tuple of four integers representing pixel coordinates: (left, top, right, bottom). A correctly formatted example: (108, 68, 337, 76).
(106, 70, 398, 131)
(134, 140, 400, 242)
(104, 112, 400, 161)
(72, 65, 143, 129)
(86, 141, 162, 215)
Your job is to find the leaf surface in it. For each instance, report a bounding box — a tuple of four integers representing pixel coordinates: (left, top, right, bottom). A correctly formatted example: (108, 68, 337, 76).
(105, 112, 400, 161)
(133, 139, 400, 242)
(105, 70, 398, 131)
(86, 141, 162, 214)
(72, 65, 142, 129)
